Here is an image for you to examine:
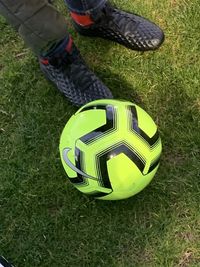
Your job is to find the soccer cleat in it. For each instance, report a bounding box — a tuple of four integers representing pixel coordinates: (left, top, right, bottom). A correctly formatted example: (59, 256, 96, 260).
(39, 38, 113, 106)
(0, 256, 14, 267)
(71, 2, 165, 51)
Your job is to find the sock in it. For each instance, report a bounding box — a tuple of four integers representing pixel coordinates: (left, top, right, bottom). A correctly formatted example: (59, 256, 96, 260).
(40, 36, 73, 65)
(41, 36, 72, 57)
(70, 12, 94, 26)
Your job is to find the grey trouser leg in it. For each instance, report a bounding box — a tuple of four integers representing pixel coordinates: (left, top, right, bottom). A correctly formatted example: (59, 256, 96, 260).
(0, 0, 69, 55)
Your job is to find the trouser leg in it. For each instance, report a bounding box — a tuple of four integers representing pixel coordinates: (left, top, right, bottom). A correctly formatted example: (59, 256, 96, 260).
(0, 0, 69, 55)
(64, 0, 107, 15)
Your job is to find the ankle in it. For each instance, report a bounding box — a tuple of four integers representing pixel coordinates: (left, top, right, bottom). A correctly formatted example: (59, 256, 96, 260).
(70, 12, 94, 26)
(40, 36, 74, 65)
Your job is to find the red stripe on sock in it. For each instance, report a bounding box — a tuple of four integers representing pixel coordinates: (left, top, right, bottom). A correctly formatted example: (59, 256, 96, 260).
(41, 58, 49, 65)
(70, 12, 94, 26)
(65, 36, 73, 53)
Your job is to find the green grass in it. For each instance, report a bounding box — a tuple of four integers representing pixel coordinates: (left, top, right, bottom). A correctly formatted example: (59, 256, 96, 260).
(0, 0, 200, 266)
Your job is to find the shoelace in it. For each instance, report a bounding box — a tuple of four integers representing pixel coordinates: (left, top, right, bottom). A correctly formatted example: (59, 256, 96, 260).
(53, 45, 96, 92)
(69, 62, 95, 92)
(48, 45, 80, 68)
(96, 3, 138, 32)
(94, 3, 115, 25)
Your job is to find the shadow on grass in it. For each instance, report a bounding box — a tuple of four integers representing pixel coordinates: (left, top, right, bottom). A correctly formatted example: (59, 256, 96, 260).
(2, 37, 200, 267)
(50, 64, 200, 266)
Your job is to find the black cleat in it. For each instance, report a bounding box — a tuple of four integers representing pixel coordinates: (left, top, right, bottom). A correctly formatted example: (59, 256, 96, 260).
(39, 38, 113, 107)
(0, 256, 14, 267)
(72, 3, 165, 51)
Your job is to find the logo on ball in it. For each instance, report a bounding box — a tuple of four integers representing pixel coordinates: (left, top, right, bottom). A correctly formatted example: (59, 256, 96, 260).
(62, 147, 97, 180)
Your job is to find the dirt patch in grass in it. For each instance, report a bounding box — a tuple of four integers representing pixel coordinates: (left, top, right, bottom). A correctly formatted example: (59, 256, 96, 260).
(178, 250, 193, 267)
(164, 150, 187, 166)
(178, 249, 200, 267)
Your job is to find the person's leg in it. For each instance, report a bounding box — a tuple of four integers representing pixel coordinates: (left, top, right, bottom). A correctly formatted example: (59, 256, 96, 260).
(64, 0, 165, 51)
(0, 0, 112, 106)
(0, 0, 69, 55)
(64, 0, 106, 15)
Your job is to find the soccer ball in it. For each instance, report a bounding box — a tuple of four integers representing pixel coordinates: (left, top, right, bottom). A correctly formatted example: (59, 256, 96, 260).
(59, 99, 162, 200)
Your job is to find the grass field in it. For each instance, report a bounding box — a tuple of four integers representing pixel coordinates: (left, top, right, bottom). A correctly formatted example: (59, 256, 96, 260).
(0, 0, 200, 266)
